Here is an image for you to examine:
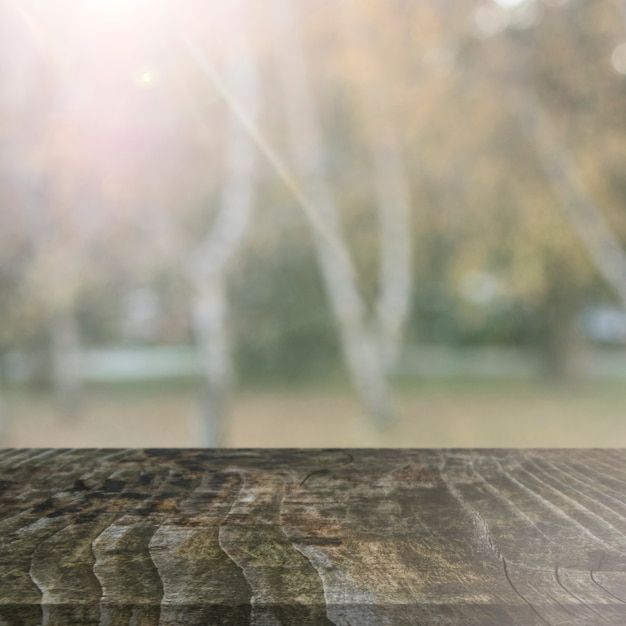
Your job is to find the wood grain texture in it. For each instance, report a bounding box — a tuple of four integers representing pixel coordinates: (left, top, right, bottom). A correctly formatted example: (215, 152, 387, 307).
(1, 449, 626, 624)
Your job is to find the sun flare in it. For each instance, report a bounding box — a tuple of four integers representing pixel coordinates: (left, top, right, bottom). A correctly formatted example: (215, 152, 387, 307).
(80, 0, 158, 21)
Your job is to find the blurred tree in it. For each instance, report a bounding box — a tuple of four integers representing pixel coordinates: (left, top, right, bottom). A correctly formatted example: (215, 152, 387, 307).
(182, 0, 259, 447)
(267, 0, 411, 429)
(0, 0, 187, 411)
(0, 0, 84, 414)
(333, 0, 414, 375)
(400, 0, 626, 377)
(497, 22, 626, 309)
(489, 1, 626, 375)
(2, 0, 626, 431)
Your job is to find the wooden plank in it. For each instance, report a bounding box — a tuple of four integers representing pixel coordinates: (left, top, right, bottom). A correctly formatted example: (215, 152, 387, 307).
(1, 449, 626, 624)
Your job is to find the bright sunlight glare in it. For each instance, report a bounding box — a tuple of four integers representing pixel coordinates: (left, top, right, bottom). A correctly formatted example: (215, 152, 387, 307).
(81, 0, 156, 20)
(492, 0, 527, 7)
(612, 43, 626, 75)
(136, 69, 157, 86)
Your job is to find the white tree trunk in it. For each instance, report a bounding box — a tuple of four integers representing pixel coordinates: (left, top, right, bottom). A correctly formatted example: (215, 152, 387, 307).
(367, 89, 413, 375)
(334, 5, 414, 376)
(50, 309, 82, 418)
(269, 0, 394, 428)
(191, 278, 232, 447)
(0, 388, 6, 446)
(509, 87, 626, 309)
(187, 0, 258, 447)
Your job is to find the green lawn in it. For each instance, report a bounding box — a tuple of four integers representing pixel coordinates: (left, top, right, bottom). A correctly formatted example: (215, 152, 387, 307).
(3, 378, 626, 448)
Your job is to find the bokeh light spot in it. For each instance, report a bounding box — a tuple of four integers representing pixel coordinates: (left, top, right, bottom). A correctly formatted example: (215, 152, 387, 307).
(83, 0, 153, 20)
(493, 0, 526, 7)
(611, 43, 626, 75)
(136, 68, 157, 86)
(471, 5, 507, 39)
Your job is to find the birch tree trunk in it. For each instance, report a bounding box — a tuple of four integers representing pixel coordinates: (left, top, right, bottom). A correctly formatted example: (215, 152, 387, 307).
(188, 0, 258, 447)
(337, 5, 414, 376)
(367, 76, 413, 376)
(49, 308, 82, 418)
(269, 0, 394, 429)
(191, 278, 232, 447)
(508, 87, 626, 310)
(0, 389, 6, 446)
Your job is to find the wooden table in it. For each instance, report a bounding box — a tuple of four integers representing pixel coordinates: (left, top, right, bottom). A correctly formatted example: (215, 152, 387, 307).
(1, 449, 625, 625)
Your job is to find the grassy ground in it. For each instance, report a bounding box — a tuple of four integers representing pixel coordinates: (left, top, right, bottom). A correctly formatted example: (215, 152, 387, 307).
(3, 378, 626, 448)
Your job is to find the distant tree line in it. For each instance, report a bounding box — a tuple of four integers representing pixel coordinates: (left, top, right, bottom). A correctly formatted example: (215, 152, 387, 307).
(1, 0, 626, 442)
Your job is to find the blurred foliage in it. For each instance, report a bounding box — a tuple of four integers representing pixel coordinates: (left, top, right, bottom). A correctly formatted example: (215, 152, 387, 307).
(232, 234, 340, 382)
(1, 0, 626, 380)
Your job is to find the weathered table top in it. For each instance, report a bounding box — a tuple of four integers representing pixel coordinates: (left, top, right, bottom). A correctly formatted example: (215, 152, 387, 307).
(1, 449, 625, 625)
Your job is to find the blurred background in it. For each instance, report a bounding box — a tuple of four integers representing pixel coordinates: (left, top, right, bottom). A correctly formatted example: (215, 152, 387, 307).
(2, 0, 626, 448)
